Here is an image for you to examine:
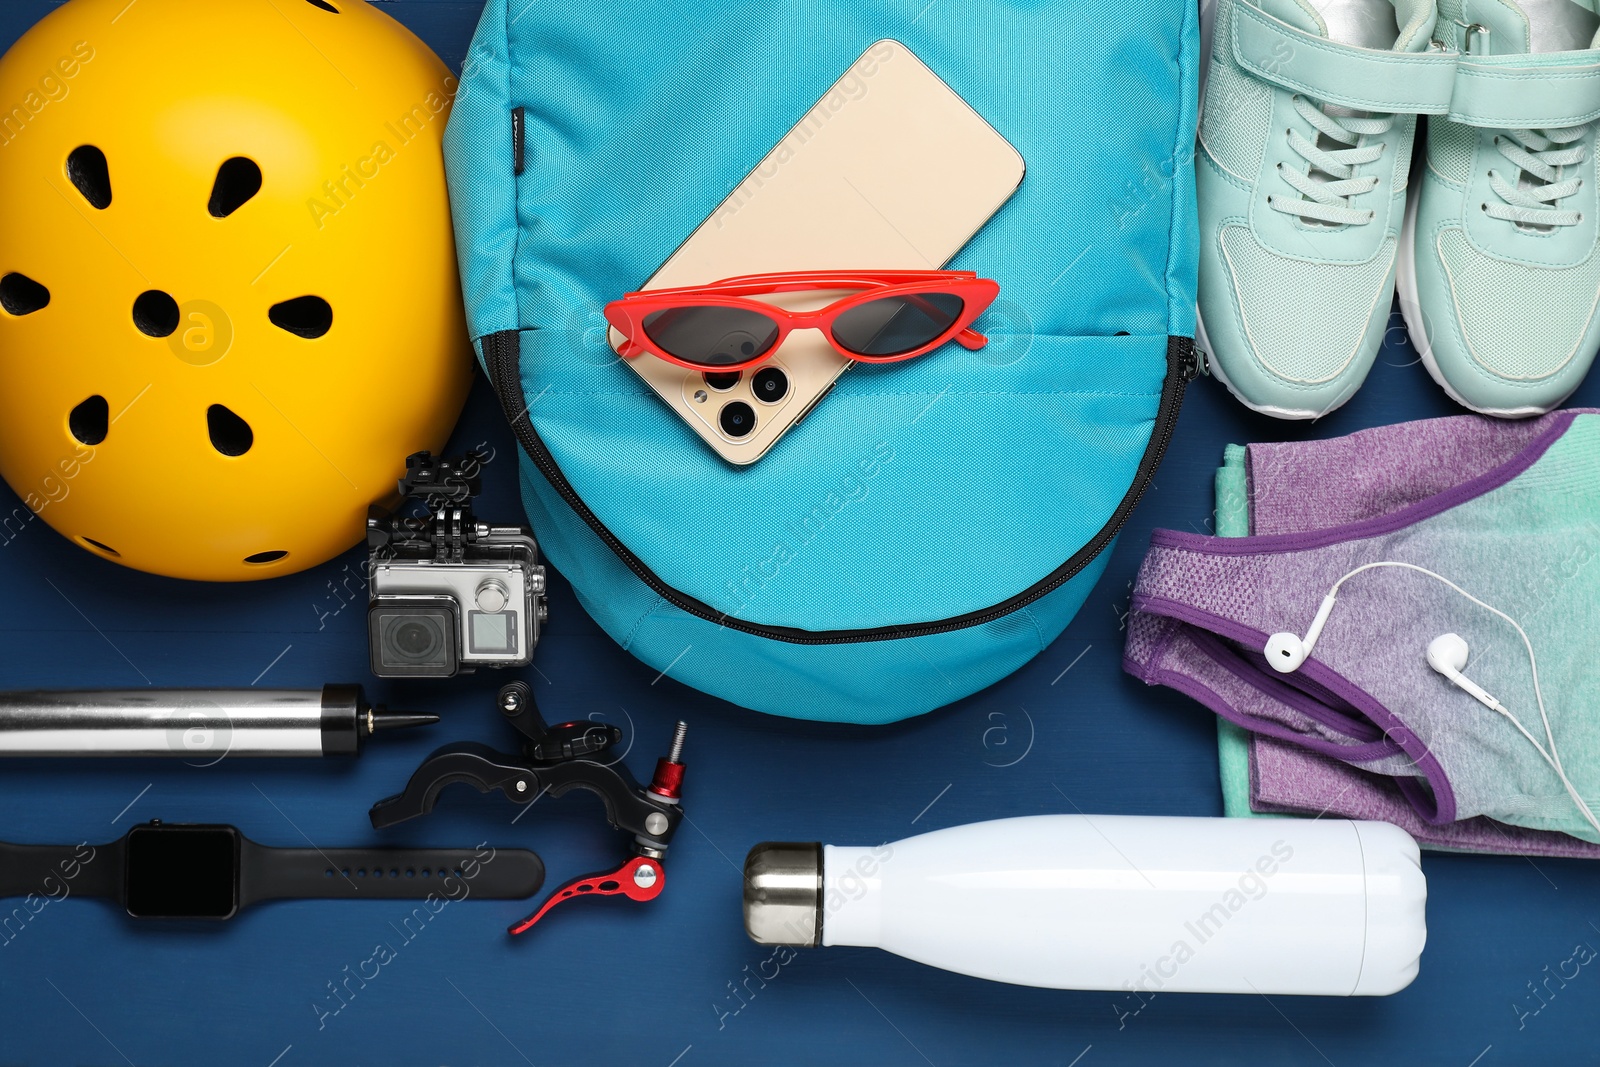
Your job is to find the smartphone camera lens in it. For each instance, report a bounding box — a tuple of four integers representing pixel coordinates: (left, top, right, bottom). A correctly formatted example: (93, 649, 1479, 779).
(703, 371, 740, 391)
(719, 401, 757, 439)
(750, 366, 789, 404)
(709, 331, 761, 369)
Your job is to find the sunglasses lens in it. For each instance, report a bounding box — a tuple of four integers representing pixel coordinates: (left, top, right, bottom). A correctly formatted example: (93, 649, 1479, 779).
(641, 306, 779, 368)
(831, 292, 965, 357)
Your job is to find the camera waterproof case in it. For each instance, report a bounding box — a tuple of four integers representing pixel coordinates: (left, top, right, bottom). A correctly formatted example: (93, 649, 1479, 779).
(366, 452, 548, 678)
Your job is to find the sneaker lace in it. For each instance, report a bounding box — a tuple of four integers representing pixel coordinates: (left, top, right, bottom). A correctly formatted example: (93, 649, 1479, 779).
(1268, 95, 1392, 226)
(1483, 126, 1588, 228)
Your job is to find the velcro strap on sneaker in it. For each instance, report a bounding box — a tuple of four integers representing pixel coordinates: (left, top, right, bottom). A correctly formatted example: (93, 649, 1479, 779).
(1447, 52, 1600, 128)
(1232, 0, 1459, 113)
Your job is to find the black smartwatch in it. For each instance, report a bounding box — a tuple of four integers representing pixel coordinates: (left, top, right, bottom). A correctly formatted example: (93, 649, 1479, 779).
(0, 820, 545, 920)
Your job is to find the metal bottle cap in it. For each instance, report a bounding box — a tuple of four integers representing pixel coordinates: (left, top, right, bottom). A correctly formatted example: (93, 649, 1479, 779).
(743, 842, 822, 947)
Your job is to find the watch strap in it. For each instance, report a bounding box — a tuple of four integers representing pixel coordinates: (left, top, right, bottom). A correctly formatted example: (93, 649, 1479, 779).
(238, 841, 545, 905)
(0, 838, 123, 902)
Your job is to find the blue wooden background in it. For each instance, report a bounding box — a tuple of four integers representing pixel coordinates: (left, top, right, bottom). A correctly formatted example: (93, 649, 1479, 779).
(2, 2, 1599, 1065)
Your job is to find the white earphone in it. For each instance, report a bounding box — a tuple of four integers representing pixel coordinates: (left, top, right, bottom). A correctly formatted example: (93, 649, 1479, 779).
(1263, 593, 1336, 672)
(1265, 561, 1600, 839)
(1424, 633, 1503, 713)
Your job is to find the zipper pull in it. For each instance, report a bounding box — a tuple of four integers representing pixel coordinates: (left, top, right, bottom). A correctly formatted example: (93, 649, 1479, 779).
(512, 106, 526, 176)
(1176, 339, 1203, 381)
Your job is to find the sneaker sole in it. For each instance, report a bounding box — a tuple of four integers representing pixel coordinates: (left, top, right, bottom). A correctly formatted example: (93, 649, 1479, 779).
(1396, 186, 1559, 419)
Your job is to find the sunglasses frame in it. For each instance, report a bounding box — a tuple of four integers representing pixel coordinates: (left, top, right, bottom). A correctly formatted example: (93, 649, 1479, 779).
(604, 270, 1001, 373)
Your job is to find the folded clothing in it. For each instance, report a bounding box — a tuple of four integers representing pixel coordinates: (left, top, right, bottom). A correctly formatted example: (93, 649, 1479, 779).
(1212, 438, 1600, 858)
(1126, 410, 1600, 852)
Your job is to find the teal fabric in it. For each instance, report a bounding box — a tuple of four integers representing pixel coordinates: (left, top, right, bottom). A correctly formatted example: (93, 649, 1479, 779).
(1151, 416, 1600, 841)
(448, 7, 518, 340)
(444, 0, 1199, 721)
(1212, 443, 1266, 820)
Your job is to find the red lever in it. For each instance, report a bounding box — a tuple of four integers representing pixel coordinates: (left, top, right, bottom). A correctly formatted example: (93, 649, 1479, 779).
(508, 855, 665, 935)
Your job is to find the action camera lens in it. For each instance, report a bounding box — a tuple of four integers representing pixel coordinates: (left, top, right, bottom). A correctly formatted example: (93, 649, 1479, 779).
(719, 401, 757, 439)
(373, 608, 455, 674)
(750, 366, 789, 404)
(394, 620, 440, 659)
(703, 371, 740, 391)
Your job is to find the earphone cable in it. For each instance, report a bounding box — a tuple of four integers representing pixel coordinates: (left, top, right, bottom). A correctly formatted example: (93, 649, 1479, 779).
(1320, 561, 1600, 839)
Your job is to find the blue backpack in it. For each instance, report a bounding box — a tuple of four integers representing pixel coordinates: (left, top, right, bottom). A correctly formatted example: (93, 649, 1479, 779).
(444, 0, 1199, 723)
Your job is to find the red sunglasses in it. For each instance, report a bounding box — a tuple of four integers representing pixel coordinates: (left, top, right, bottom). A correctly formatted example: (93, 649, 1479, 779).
(604, 270, 1000, 373)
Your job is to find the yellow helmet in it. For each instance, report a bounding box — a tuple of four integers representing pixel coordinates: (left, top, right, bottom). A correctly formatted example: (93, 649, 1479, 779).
(0, 0, 472, 581)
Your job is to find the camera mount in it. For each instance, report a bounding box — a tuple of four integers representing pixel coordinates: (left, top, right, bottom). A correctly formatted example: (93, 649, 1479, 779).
(366, 452, 547, 678)
(367, 450, 497, 564)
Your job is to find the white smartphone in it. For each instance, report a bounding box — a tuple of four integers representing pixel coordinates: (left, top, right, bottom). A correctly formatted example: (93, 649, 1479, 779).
(611, 39, 1025, 464)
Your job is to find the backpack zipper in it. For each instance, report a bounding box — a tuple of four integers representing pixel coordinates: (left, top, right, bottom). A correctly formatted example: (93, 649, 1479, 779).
(485, 331, 1196, 645)
(511, 107, 526, 175)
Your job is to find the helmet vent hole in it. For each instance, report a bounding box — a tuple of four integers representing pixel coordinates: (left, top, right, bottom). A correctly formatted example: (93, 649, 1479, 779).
(0, 273, 50, 316)
(209, 158, 263, 218)
(269, 296, 333, 339)
(244, 550, 289, 564)
(67, 146, 112, 210)
(80, 537, 120, 557)
(304, 0, 340, 9)
(207, 404, 254, 457)
(133, 290, 180, 337)
(69, 395, 109, 446)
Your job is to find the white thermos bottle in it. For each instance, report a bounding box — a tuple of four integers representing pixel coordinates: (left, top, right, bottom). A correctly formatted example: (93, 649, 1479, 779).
(743, 815, 1426, 995)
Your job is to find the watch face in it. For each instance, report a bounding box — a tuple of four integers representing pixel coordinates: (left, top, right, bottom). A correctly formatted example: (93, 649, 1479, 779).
(124, 825, 240, 919)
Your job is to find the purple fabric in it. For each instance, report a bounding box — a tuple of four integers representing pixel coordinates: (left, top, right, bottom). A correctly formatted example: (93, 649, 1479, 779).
(1126, 409, 1600, 858)
(1131, 592, 1460, 823)
(1246, 414, 1562, 536)
(1237, 410, 1600, 858)
(1147, 409, 1575, 556)
(1250, 735, 1600, 859)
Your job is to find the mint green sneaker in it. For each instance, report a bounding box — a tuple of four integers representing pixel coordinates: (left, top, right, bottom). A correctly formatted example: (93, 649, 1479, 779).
(1399, 0, 1600, 417)
(1196, 0, 1457, 418)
